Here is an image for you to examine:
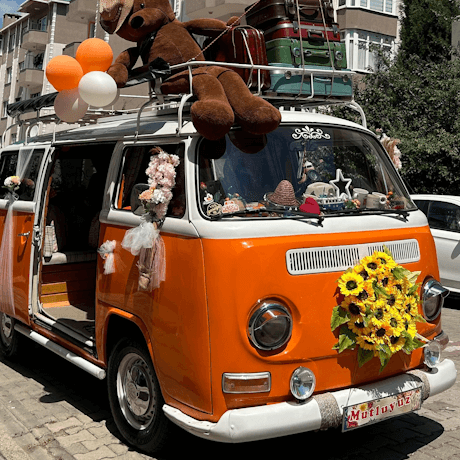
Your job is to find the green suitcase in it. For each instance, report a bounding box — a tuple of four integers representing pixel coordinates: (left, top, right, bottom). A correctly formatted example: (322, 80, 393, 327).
(268, 63, 353, 99)
(266, 38, 347, 69)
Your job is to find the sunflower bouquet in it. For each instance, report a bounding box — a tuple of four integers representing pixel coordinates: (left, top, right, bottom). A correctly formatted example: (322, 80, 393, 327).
(330, 247, 427, 371)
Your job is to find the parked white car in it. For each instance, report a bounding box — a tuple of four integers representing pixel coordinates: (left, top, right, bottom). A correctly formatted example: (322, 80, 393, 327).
(412, 194, 460, 295)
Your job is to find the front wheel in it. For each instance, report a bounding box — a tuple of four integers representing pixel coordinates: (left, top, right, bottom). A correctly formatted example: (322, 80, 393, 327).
(0, 312, 21, 359)
(107, 339, 172, 454)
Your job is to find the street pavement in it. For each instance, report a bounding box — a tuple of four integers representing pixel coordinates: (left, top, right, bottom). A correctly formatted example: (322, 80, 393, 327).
(0, 297, 458, 460)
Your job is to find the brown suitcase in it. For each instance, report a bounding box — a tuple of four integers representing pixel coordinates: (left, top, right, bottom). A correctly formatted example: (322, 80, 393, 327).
(204, 27, 271, 91)
(245, 0, 334, 30)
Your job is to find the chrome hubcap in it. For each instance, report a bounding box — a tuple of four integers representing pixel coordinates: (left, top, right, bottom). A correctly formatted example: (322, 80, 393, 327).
(117, 352, 155, 430)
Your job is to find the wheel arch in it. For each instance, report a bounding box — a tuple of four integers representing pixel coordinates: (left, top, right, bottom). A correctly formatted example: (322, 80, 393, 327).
(102, 309, 154, 368)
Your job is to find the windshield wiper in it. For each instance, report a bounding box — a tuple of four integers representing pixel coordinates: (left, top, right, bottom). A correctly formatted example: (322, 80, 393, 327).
(324, 208, 409, 219)
(210, 206, 324, 224)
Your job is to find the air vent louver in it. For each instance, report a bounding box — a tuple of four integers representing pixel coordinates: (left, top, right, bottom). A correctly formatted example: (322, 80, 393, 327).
(286, 240, 420, 275)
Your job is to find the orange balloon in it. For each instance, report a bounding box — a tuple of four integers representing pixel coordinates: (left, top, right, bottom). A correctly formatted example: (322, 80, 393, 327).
(76, 38, 114, 74)
(46, 55, 83, 91)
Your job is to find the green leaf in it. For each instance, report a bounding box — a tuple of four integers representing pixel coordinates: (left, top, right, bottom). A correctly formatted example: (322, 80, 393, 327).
(337, 326, 357, 353)
(413, 313, 427, 324)
(406, 271, 421, 285)
(330, 306, 350, 331)
(376, 344, 391, 372)
(383, 245, 393, 259)
(357, 347, 374, 368)
(392, 266, 408, 280)
(373, 280, 390, 299)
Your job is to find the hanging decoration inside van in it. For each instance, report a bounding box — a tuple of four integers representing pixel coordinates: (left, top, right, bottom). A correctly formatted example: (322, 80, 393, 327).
(3, 176, 21, 194)
(330, 247, 427, 372)
(121, 147, 180, 291)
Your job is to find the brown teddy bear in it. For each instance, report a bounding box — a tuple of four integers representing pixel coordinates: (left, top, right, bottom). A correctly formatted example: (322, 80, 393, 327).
(99, 0, 281, 140)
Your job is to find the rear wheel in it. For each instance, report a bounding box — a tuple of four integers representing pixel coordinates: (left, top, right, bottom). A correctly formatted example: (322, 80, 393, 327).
(107, 339, 172, 454)
(0, 313, 20, 358)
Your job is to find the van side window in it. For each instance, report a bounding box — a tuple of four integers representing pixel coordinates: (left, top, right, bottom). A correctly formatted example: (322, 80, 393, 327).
(0, 150, 43, 201)
(116, 144, 186, 218)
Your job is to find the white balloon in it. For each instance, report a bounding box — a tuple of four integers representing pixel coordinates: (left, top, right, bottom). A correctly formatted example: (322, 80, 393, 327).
(54, 88, 89, 123)
(78, 71, 118, 107)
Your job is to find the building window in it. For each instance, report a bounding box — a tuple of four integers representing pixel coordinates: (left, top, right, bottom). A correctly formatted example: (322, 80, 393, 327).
(30, 92, 41, 99)
(2, 101, 9, 118)
(338, 0, 394, 14)
(6, 67, 12, 85)
(88, 21, 96, 38)
(346, 30, 394, 71)
(8, 32, 16, 52)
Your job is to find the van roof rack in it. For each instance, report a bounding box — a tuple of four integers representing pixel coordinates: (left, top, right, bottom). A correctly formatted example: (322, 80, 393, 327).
(4, 62, 363, 147)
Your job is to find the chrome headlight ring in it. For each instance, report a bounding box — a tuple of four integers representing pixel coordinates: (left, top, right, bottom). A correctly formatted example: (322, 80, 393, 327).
(248, 301, 293, 351)
(422, 279, 449, 321)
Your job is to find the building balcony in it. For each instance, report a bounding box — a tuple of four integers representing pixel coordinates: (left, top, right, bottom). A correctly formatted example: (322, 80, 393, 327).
(67, 0, 98, 23)
(184, 0, 251, 21)
(18, 68, 44, 91)
(336, 8, 397, 37)
(21, 29, 48, 51)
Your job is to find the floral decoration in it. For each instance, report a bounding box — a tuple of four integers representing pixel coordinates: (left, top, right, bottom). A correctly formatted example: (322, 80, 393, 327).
(3, 176, 21, 194)
(330, 247, 427, 371)
(140, 149, 180, 220)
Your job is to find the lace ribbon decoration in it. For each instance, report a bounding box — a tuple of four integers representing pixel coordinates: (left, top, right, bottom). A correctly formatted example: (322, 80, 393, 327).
(98, 240, 116, 275)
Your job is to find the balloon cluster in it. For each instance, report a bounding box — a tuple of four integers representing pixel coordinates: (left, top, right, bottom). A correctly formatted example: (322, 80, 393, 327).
(46, 38, 118, 123)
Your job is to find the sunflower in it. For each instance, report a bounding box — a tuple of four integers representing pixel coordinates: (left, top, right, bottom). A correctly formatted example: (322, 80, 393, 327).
(341, 296, 366, 317)
(369, 299, 390, 328)
(338, 271, 365, 296)
(353, 263, 370, 281)
(384, 285, 404, 309)
(402, 295, 419, 318)
(375, 251, 397, 270)
(387, 307, 405, 336)
(402, 313, 417, 338)
(348, 316, 372, 336)
(361, 254, 384, 276)
(357, 279, 376, 302)
(388, 334, 406, 354)
(356, 333, 378, 353)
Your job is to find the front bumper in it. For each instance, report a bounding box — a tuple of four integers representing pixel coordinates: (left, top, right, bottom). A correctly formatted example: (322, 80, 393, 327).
(163, 358, 457, 443)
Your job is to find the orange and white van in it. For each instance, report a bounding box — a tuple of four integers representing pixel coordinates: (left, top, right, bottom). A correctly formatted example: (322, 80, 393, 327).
(0, 73, 456, 453)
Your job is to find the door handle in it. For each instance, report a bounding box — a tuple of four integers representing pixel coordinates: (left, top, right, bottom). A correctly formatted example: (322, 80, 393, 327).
(17, 232, 30, 237)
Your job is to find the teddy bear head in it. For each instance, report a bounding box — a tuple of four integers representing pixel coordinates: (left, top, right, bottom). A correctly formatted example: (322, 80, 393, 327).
(99, 0, 176, 42)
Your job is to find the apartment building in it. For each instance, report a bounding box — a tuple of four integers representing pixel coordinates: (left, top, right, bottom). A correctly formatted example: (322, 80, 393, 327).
(0, 0, 150, 144)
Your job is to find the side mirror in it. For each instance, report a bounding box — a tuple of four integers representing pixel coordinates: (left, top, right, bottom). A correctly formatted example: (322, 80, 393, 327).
(130, 183, 149, 215)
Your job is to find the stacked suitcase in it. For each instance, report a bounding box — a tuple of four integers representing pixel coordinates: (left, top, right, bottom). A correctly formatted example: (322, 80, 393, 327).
(244, 0, 352, 99)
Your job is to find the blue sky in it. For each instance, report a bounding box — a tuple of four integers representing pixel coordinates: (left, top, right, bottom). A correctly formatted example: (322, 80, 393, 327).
(1, 0, 23, 27)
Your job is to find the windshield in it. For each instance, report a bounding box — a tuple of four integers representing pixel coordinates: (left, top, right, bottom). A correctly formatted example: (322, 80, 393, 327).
(197, 125, 415, 219)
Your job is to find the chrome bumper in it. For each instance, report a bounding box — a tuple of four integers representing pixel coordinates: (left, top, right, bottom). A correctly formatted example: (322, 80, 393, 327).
(163, 358, 457, 443)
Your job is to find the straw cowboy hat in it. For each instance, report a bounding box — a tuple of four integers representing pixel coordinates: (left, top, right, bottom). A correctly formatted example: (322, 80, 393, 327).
(265, 180, 301, 208)
(99, 0, 134, 34)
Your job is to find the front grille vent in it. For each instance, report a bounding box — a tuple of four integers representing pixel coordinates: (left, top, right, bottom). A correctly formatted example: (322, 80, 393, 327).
(286, 239, 420, 275)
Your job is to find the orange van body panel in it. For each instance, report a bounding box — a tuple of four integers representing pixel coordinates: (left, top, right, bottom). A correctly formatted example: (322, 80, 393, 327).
(202, 224, 440, 419)
(0, 209, 34, 325)
(96, 222, 213, 415)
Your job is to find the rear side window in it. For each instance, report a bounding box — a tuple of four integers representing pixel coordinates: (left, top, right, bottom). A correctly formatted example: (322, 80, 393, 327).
(428, 201, 460, 232)
(116, 144, 186, 218)
(0, 149, 43, 201)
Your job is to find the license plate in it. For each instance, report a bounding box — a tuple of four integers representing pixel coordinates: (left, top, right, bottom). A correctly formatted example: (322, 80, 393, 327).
(342, 386, 422, 432)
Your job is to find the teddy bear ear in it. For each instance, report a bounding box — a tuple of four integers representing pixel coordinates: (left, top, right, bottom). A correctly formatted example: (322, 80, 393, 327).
(99, 0, 134, 34)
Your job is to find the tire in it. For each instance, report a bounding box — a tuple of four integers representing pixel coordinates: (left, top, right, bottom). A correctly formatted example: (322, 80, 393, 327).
(0, 313, 20, 359)
(107, 339, 172, 454)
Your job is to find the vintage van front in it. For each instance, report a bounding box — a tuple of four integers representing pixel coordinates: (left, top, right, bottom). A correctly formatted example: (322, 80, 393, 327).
(157, 111, 456, 441)
(0, 109, 456, 451)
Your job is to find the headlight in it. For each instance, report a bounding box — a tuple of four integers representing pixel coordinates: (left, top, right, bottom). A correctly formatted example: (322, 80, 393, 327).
(424, 340, 442, 368)
(290, 367, 316, 400)
(248, 301, 292, 351)
(422, 279, 449, 321)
